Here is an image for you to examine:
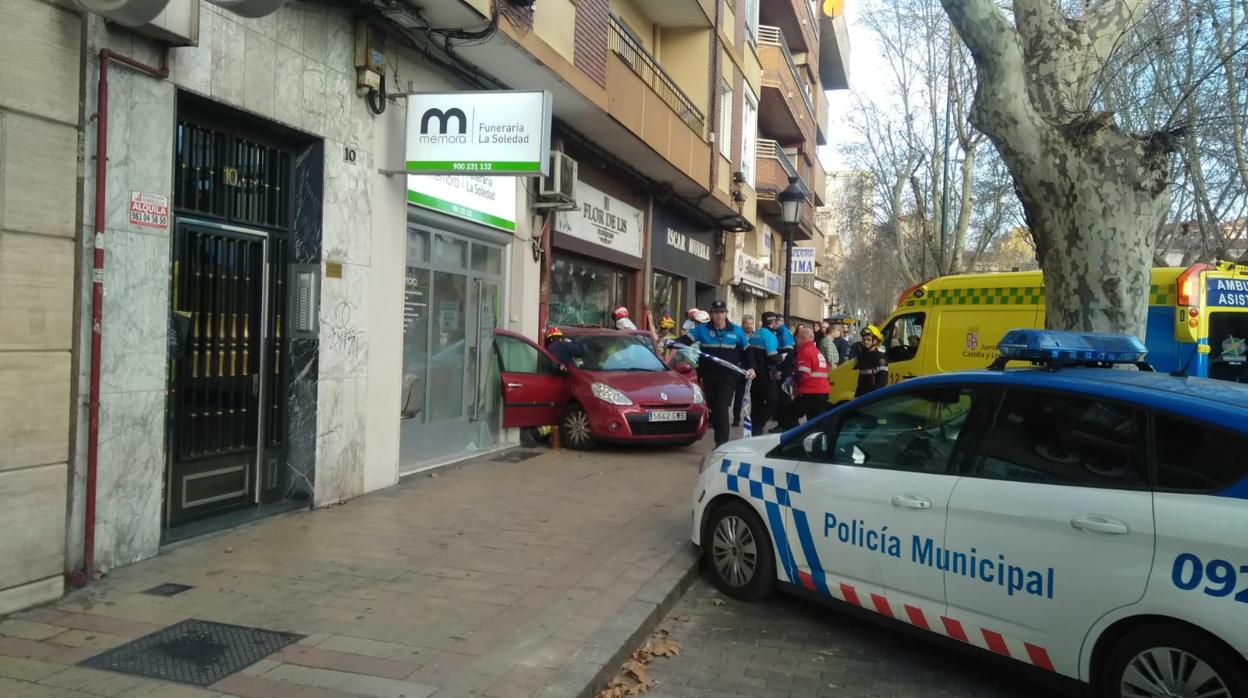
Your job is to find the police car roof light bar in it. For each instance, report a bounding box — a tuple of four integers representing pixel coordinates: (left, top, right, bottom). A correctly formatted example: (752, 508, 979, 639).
(988, 329, 1153, 372)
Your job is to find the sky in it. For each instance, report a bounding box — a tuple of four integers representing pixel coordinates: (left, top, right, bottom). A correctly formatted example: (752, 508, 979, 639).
(818, 2, 889, 172)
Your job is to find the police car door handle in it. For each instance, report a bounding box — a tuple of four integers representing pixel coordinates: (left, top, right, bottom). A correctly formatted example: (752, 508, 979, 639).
(890, 494, 932, 510)
(1070, 515, 1129, 535)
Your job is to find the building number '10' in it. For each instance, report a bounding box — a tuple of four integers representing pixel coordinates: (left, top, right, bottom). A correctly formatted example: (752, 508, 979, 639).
(1171, 552, 1248, 602)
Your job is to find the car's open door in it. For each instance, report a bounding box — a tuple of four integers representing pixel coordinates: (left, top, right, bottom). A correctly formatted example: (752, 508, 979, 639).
(493, 330, 569, 428)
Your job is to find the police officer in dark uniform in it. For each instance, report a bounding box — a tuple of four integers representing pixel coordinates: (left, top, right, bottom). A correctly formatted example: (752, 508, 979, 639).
(745, 311, 782, 436)
(676, 300, 754, 447)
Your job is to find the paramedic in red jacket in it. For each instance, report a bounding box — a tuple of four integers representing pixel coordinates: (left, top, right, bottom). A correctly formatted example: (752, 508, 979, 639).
(793, 326, 830, 422)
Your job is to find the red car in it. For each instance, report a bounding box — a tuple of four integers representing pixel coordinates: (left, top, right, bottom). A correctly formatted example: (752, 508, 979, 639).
(493, 327, 707, 449)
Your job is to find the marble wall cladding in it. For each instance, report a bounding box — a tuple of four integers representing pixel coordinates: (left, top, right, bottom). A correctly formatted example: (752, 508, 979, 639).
(242, 31, 278, 118)
(171, 3, 358, 139)
(93, 389, 165, 570)
(284, 337, 318, 501)
(79, 61, 176, 236)
(314, 376, 366, 507)
(322, 143, 373, 265)
(170, 5, 213, 95)
(209, 13, 246, 107)
(293, 142, 325, 264)
(318, 261, 369, 381)
(98, 230, 172, 395)
(285, 140, 323, 501)
(273, 49, 304, 130)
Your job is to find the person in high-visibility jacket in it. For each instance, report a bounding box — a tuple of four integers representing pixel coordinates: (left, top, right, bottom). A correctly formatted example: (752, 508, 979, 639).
(793, 325, 831, 422)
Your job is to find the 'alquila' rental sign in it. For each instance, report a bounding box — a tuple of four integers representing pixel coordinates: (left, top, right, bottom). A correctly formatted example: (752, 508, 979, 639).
(405, 91, 553, 176)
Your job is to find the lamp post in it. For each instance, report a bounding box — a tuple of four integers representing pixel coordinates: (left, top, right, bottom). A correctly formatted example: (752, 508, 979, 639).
(777, 176, 805, 323)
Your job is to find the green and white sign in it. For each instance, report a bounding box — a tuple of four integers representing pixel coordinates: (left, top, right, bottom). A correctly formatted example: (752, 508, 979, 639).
(407, 175, 518, 232)
(404, 91, 553, 176)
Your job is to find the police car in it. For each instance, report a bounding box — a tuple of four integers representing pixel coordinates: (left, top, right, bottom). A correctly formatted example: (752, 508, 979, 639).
(692, 330, 1248, 698)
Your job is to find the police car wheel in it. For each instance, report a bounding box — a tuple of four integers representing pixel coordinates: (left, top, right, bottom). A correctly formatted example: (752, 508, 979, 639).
(1101, 624, 1248, 698)
(704, 500, 775, 601)
(560, 404, 596, 450)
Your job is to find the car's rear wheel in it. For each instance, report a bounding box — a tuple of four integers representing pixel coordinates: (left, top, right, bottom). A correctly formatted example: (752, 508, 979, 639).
(1100, 624, 1248, 698)
(560, 403, 596, 450)
(703, 500, 775, 601)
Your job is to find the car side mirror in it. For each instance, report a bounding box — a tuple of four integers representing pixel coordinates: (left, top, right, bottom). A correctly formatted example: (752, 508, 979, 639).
(802, 432, 828, 461)
(674, 362, 693, 375)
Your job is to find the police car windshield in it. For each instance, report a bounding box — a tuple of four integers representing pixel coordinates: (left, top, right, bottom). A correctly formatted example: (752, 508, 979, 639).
(574, 335, 667, 372)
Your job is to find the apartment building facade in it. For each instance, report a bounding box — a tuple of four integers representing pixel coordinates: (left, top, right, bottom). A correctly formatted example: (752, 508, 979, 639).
(0, 0, 847, 615)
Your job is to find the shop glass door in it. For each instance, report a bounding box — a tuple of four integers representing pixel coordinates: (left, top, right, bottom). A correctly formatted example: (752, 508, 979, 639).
(400, 228, 505, 472)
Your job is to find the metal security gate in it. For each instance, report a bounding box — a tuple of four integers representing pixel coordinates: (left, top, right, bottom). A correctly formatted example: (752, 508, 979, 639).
(168, 107, 295, 527)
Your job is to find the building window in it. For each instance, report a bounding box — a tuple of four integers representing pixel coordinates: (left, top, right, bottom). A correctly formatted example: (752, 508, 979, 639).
(550, 255, 630, 327)
(746, 0, 759, 43)
(741, 88, 758, 187)
(652, 270, 684, 323)
(718, 80, 733, 159)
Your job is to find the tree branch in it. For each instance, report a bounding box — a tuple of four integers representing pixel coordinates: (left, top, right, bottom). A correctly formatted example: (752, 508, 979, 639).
(1086, 0, 1153, 63)
(939, 0, 1049, 163)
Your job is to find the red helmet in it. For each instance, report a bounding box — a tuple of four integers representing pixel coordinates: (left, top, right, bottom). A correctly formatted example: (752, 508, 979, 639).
(686, 308, 700, 319)
(612, 306, 629, 320)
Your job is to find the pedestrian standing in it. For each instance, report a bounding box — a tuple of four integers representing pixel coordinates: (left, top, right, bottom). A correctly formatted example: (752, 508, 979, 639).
(794, 326, 830, 421)
(677, 301, 754, 446)
(831, 318, 853, 365)
(818, 317, 840, 367)
(855, 325, 889, 397)
(745, 312, 782, 436)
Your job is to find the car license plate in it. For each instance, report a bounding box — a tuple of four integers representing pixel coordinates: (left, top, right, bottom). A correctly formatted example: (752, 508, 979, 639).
(648, 410, 686, 422)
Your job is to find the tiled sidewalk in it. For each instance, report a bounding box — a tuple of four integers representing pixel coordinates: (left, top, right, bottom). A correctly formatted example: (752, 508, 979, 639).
(0, 442, 707, 698)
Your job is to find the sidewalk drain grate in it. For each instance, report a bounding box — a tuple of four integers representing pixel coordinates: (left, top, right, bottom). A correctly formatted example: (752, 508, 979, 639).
(142, 583, 194, 597)
(489, 449, 544, 463)
(80, 618, 302, 687)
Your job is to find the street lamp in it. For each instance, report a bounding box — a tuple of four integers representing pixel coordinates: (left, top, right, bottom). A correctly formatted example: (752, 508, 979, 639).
(777, 176, 805, 322)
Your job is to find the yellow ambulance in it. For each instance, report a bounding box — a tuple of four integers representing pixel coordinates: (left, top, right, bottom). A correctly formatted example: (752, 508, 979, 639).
(827, 262, 1248, 404)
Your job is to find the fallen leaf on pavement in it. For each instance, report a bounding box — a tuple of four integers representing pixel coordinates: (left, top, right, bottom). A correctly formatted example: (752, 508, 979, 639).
(673, 614, 690, 622)
(224, 546, 234, 553)
(710, 597, 726, 606)
(622, 660, 650, 685)
(649, 639, 680, 657)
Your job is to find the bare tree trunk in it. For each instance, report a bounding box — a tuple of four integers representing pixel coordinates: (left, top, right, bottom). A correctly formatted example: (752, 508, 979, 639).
(939, 0, 1175, 337)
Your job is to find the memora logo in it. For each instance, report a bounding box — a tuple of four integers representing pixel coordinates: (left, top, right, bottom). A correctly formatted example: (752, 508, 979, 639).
(419, 107, 469, 144)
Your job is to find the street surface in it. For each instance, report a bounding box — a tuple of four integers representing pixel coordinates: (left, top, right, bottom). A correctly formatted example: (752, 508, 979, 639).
(0, 444, 704, 698)
(642, 578, 1060, 698)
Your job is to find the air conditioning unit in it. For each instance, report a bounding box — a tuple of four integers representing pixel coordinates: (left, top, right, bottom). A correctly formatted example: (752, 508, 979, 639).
(535, 151, 577, 210)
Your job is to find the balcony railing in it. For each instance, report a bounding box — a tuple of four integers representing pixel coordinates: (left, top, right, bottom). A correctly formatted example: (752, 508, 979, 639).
(608, 15, 707, 136)
(757, 25, 815, 117)
(756, 138, 802, 188)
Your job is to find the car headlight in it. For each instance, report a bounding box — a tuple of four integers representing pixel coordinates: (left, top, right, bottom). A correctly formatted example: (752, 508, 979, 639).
(691, 384, 705, 404)
(590, 382, 633, 405)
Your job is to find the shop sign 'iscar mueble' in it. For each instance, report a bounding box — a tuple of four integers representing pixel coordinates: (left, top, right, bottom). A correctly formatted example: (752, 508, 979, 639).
(404, 91, 554, 176)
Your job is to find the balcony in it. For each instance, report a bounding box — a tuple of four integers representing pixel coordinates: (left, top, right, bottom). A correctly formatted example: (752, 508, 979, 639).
(757, 25, 816, 144)
(759, 0, 817, 55)
(789, 283, 829, 324)
(628, 0, 714, 27)
(609, 15, 706, 136)
(602, 14, 714, 191)
(815, 83, 829, 145)
(754, 138, 816, 241)
(808, 153, 827, 207)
